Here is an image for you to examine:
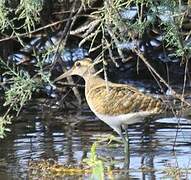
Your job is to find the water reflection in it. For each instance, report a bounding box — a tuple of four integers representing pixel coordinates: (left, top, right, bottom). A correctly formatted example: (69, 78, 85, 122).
(0, 102, 191, 179)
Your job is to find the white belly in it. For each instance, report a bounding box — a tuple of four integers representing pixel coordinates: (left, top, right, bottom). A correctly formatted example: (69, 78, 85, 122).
(95, 111, 154, 135)
(86, 96, 155, 135)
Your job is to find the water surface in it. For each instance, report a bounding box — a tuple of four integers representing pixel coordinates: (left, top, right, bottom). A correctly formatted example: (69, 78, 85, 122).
(0, 100, 191, 179)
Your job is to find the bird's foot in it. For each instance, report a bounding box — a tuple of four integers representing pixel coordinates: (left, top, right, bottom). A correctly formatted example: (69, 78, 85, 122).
(98, 134, 122, 145)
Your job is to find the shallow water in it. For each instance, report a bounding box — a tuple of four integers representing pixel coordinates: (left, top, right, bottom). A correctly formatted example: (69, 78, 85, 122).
(0, 100, 191, 179)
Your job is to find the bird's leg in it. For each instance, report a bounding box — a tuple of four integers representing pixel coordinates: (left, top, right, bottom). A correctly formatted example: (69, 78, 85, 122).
(120, 125, 130, 168)
(124, 125, 129, 152)
(120, 125, 129, 153)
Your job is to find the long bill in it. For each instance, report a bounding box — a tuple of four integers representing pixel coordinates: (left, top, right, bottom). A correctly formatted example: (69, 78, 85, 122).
(54, 69, 73, 82)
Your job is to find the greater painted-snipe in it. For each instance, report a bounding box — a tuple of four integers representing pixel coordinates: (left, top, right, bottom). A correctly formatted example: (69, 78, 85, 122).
(54, 58, 166, 162)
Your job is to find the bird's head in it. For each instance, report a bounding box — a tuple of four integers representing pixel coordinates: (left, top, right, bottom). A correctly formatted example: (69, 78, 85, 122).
(54, 58, 95, 82)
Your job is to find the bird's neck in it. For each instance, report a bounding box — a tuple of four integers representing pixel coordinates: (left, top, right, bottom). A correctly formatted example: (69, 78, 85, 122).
(83, 74, 105, 94)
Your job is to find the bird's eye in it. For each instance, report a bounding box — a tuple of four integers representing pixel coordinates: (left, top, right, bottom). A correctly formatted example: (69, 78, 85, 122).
(75, 61, 81, 67)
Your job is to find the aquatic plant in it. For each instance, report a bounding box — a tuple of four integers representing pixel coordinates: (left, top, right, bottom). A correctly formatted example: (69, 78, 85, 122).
(28, 159, 90, 179)
(163, 163, 191, 180)
(84, 142, 105, 180)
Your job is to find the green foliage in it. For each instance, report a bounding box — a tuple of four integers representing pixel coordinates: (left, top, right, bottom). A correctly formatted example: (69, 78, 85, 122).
(84, 142, 104, 180)
(1, 60, 38, 112)
(0, 115, 12, 138)
(164, 23, 184, 56)
(0, 0, 8, 31)
(154, 0, 186, 57)
(0, 49, 55, 137)
(3, 70, 37, 112)
(16, 0, 43, 32)
(0, 0, 44, 137)
(0, 0, 43, 37)
(79, 0, 190, 61)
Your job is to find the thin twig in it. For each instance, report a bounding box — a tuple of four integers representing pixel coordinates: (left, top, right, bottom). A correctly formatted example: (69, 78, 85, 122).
(134, 48, 191, 107)
(56, 82, 85, 88)
(0, 20, 68, 42)
(52, 1, 84, 105)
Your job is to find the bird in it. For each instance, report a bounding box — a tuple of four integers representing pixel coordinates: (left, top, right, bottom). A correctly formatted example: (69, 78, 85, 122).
(54, 58, 166, 162)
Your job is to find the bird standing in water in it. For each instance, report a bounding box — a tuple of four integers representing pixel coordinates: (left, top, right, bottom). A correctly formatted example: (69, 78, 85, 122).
(54, 58, 165, 164)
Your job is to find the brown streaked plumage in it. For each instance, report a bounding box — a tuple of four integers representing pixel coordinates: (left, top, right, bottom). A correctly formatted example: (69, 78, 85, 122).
(86, 83, 164, 116)
(54, 58, 166, 155)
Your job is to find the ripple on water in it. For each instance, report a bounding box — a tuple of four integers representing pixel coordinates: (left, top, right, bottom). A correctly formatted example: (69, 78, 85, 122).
(0, 107, 191, 179)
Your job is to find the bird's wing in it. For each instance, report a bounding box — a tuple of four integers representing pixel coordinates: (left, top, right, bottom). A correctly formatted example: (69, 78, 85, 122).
(86, 82, 164, 116)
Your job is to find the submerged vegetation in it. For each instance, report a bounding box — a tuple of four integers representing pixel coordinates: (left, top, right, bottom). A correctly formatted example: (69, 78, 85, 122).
(28, 142, 106, 179)
(28, 140, 191, 179)
(84, 142, 105, 180)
